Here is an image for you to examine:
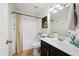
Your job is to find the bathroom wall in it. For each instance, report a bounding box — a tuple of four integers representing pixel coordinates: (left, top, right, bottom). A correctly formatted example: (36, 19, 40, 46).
(50, 6, 70, 36)
(37, 4, 50, 35)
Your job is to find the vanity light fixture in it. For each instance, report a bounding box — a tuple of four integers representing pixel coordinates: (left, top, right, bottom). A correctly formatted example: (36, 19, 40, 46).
(49, 3, 70, 13)
(58, 6, 64, 10)
(49, 7, 54, 12)
(53, 9, 57, 13)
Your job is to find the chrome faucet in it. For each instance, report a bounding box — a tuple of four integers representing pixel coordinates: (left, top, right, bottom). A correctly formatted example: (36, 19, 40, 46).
(47, 34, 50, 37)
(71, 35, 76, 43)
(68, 32, 76, 44)
(36, 32, 42, 38)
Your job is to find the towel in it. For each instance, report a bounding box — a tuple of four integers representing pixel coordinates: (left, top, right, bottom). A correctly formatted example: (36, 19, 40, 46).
(75, 4, 79, 29)
(68, 4, 77, 31)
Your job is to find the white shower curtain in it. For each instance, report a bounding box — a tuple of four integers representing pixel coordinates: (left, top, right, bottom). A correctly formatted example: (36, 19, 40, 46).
(21, 15, 39, 50)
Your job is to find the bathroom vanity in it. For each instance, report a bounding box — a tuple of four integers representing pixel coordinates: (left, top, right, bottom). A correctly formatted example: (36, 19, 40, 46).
(41, 40, 70, 56)
(41, 37, 79, 56)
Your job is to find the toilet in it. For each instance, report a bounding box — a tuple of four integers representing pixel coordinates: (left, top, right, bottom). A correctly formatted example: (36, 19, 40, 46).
(32, 41, 41, 56)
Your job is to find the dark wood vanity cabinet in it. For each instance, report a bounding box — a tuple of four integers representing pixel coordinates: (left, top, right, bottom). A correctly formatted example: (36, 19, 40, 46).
(41, 40, 50, 56)
(50, 46, 70, 56)
(41, 40, 70, 56)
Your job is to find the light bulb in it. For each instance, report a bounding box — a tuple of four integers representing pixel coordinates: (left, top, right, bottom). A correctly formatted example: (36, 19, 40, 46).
(53, 9, 57, 13)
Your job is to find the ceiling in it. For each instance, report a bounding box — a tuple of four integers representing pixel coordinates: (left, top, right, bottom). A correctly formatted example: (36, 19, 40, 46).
(14, 3, 51, 17)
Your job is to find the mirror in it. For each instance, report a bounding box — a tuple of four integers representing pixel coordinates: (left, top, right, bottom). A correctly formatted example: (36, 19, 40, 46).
(49, 3, 70, 36)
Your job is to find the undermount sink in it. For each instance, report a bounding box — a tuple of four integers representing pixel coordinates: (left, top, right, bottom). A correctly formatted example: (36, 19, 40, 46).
(41, 36, 46, 38)
(53, 37, 79, 48)
(42, 36, 72, 44)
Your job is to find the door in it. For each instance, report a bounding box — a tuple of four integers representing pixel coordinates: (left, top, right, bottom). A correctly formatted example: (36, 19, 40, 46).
(0, 3, 9, 56)
(8, 14, 16, 56)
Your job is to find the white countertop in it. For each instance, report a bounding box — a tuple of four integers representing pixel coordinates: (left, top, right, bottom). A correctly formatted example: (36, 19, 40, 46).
(41, 37, 79, 56)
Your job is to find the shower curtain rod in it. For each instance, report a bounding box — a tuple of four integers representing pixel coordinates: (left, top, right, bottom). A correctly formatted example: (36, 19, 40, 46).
(11, 12, 42, 19)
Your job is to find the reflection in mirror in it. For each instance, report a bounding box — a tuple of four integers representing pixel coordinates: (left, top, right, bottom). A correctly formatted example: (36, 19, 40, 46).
(49, 3, 70, 36)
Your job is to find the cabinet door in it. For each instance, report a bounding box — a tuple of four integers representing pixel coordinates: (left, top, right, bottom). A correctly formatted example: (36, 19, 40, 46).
(41, 40, 50, 56)
(41, 47, 49, 56)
